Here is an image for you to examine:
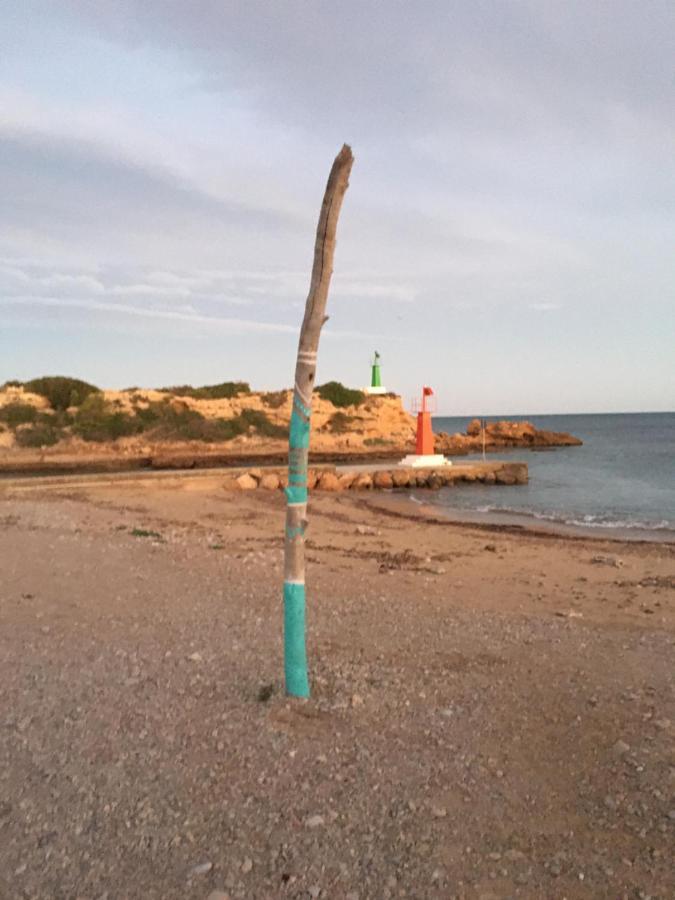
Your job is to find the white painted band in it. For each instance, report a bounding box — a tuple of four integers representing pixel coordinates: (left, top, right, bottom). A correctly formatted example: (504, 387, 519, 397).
(294, 381, 312, 406)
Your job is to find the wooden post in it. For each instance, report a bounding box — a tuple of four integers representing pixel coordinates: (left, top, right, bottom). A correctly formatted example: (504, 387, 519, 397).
(283, 144, 354, 698)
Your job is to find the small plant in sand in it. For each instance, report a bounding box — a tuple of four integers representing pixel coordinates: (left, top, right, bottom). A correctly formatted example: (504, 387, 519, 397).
(130, 528, 163, 539)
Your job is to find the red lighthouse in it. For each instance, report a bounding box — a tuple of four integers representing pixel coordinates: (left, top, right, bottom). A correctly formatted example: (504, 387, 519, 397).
(399, 385, 451, 468)
(415, 386, 435, 455)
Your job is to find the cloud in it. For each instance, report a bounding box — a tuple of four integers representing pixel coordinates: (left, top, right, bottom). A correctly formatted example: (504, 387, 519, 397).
(56, 0, 675, 144)
(0, 294, 298, 334)
(0, 262, 387, 339)
(0, 128, 296, 232)
(529, 302, 562, 312)
(0, 3, 673, 409)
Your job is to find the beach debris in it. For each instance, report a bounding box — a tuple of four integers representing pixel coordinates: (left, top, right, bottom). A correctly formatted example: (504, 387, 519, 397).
(612, 739, 631, 756)
(189, 861, 213, 877)
(639, 575, 675, 589)
(484, 543, 497, 552)
(590, 554, 623, 568)
(187, 652, 203, 663)
(554, 610, 583, 619)
(305, 814, 325, 829)
(241, 858, 253, 874)
(257, 682, 275, 703)
(355, 524, 378, 535)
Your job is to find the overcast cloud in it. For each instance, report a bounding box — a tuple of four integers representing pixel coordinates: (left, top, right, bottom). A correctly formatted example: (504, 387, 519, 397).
(0, 1, 673, 412)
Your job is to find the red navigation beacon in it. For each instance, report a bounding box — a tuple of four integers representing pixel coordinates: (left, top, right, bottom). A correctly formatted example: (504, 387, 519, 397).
(399, 385, 450, 468)
(413, 385, 436, 455)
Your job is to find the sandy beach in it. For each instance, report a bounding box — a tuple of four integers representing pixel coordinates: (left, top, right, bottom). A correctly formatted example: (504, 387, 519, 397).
(1, 474, 673, 899)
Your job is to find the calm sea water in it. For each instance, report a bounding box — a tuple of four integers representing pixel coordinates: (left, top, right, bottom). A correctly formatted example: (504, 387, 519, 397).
(427, 412, 675, 538)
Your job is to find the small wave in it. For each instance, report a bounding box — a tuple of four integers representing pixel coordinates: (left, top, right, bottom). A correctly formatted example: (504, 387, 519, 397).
(447, 503, 675, 533)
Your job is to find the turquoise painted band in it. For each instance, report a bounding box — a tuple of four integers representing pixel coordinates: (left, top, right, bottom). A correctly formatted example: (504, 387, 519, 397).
(289, 409, 310, 449)
(284, 485, 308, 504)
(284, 581, 309, 697)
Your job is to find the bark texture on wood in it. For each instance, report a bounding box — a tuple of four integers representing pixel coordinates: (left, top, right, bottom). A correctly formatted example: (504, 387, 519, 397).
(283, 144, 354, 697)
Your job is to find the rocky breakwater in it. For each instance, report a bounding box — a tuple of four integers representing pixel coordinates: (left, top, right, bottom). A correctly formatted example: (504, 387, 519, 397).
(436, 418, 582, 455)
(224, 461, 528, 492)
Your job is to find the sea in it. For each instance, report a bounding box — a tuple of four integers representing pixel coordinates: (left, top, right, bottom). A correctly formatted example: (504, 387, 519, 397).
(424, 412, 675, 541)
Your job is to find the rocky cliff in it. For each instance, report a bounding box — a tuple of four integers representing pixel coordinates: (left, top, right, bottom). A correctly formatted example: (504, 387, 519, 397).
(0, 382, 414, 457)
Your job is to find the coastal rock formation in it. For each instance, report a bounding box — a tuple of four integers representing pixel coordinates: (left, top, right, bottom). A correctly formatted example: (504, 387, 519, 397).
(435, 420, 582, 454)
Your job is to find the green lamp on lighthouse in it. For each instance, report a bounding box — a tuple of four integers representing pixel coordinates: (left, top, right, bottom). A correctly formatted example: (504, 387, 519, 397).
(364, 351, 387, 395)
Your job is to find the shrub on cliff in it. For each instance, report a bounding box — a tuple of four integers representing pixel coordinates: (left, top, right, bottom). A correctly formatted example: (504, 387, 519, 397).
(238, 408, 288, 438)
(261, 390, 289, 409)
(316, 381, 365, 408)
(72, 394, 140, 442)
(141, 402, 235, 442)
(22, 376, 100, 411)
(148, 403, 223, 441)
(15, 422, 63, 448)
(324, 411, 355, 433)
(0, 402, 38, 427)
(160, 382, 251, 400)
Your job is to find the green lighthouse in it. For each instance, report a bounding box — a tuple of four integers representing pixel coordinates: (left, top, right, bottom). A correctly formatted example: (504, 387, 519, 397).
(365, 351, 387, 395)
(371, 351, 382, 388)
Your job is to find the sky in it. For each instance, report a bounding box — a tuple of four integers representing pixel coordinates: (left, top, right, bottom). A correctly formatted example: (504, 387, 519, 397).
(0, 1, 673, 415)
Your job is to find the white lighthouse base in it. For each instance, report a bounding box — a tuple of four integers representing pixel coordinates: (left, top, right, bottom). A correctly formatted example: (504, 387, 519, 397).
(363, 386, 388, 395)
(399, 454, 452, 468)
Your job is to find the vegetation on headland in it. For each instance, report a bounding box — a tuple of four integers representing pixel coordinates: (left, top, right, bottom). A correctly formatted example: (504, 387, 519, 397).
(67, 396, 288, 444)
(260, 390, 289, 409)
(19, 376, 101, 410)
(0, 376, 385, 450)
(0, 402, 39, 427)
(0, 379, 291, 447)
(316, 381, 365, 408)
(158, 381, 251, 400)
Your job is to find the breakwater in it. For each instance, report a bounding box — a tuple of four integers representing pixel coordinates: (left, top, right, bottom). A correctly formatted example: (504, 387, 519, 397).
(226, 461, 528, 492)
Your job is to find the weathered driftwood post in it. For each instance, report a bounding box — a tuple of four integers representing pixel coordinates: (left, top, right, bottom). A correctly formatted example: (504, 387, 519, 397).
(283, 144, 354, 698)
